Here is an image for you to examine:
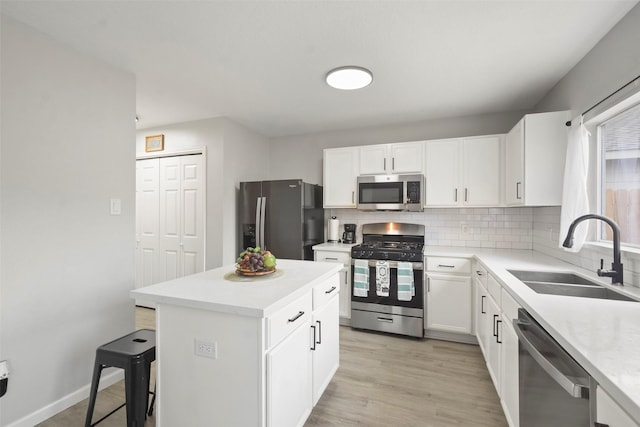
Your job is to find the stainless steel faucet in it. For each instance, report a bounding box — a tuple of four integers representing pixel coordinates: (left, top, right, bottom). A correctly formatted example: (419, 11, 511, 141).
(562, 214, 624, 285)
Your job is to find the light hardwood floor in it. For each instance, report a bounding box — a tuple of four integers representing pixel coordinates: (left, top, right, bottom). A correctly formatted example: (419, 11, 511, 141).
(38, 307, 507, 426)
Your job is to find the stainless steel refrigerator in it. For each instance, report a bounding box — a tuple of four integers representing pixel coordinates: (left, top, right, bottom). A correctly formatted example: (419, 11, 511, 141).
(238, 180, 323, 260)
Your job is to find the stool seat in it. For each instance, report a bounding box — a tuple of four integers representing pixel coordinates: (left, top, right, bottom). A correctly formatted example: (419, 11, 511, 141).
(85, 329, 156, 427)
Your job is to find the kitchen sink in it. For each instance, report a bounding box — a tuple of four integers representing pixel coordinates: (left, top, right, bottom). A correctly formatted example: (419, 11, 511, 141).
(507, 270, 637, 302)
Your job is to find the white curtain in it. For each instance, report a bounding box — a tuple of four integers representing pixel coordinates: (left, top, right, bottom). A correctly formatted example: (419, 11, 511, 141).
(558, 117, 590, 252)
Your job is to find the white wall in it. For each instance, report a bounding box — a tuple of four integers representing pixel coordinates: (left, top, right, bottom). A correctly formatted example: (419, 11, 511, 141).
(1, 15, 136, 426)
(268, 110, 527, 185)
(532, 3, 640, 287)
(135, 117, 269, 268)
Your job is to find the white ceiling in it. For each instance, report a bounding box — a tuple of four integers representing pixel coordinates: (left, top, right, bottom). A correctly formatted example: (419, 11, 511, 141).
(1, 1, 637, 137)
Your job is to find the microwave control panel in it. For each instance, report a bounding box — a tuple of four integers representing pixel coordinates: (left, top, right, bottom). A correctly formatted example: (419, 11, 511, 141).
(406, 181, 421, 204)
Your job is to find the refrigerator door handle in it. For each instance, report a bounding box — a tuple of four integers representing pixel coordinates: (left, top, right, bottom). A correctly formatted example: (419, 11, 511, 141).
(255, 197, 262, 249)
(260, 196, 266, 249)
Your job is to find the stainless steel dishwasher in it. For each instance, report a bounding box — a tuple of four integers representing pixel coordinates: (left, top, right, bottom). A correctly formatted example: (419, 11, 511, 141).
(514, 309, 593, 426)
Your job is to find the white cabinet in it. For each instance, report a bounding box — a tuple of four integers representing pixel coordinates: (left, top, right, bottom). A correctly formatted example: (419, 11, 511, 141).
(500, 289, 520, 427)
(314, 248, 352, 321)
(359, 141, 423, 175)
(311, 292, 339, 405)
(267, 318, 313, 427)
(505, 111, 570, 206)
(596, 386, 640, 427)
(425, 136, 501, 207)
(323, 147, 359, 208)
(425, 256, 473, 335)
(475, 265, 520, 427)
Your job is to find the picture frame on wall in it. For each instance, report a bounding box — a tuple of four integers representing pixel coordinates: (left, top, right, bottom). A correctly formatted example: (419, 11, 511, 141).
(145, 134, 164, 152)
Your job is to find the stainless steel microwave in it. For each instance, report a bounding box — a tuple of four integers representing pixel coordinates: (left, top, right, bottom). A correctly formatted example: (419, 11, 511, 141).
(357, 174, 425, 211)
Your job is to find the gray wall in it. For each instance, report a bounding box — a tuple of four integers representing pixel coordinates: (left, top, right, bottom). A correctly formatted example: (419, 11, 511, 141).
(1, 16, 136, 425)
(268, 110, 528, 185)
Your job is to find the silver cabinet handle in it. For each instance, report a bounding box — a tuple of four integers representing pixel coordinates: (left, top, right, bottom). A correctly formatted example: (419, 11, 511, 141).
(325, 286, 337, 294)
(454, 188, 458, 202)
(438, 264, 455, 268)
(392, 157, 395, 171)
(316, 320, 321, 344)
(464, 188, 468, 202)
(481, 295, 486, 314)
(427, 277, 430, 292)
(383, 158, 387, 171)
(516, 182, 522, 200)
(513, 318, 589, 398)
(377, 317, 393, 323)
(352, 191, 355, 204)
(324, 257, 338, 261)
(287, 311, 304, 323)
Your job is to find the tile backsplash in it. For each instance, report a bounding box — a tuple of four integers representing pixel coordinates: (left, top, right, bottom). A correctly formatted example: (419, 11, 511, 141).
(327, 207, 534, 249)
(325, 206, 640, 287)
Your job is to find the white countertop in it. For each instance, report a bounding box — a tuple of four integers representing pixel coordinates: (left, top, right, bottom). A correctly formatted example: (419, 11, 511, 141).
(130, 259, 342, 318)
(426, 247, 640, 423)
(312, 242, 357, 252)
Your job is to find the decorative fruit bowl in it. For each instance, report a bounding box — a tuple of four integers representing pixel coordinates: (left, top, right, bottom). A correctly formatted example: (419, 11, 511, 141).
(235, 247, 277, 276)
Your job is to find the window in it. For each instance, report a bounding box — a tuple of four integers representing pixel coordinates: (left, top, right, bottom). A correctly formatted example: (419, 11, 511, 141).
(598, 101, 640, 246)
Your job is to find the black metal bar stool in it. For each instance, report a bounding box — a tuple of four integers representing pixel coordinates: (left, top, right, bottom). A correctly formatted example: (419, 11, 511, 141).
(85, 329, 156, 427)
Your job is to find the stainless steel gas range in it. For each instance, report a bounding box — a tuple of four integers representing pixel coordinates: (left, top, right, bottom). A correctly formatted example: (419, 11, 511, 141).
(350, 222, 425, 337)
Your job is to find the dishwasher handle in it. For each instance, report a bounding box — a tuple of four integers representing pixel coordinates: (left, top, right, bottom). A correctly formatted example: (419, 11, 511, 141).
(513, 318, 589, 399)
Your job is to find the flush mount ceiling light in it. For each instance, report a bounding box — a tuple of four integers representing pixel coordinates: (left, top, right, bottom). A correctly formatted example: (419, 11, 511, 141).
(325, 66, 373, 90)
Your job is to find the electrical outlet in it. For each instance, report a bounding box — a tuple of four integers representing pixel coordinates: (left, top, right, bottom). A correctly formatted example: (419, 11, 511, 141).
(460, 222, 468, 234)
(195, 339, 217, 359)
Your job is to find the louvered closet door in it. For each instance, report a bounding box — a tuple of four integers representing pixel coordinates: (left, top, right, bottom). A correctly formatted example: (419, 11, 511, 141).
(135, 159, 160, 289)
(159, 155, 205, 281)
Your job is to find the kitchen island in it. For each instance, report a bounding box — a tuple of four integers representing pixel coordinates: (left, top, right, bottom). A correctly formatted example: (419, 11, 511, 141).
(131, 259, 342, 427)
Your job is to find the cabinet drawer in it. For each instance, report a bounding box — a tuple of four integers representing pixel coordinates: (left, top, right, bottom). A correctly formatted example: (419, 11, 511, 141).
(473, 263, 488, 286)
(501, 288, 520, 321)
(313, 274, 340, 310)
(487, 274, 502, 304)
(426, 257, 471, 274)
(267, 293, 313, 349)
(314, 250, 350, 266)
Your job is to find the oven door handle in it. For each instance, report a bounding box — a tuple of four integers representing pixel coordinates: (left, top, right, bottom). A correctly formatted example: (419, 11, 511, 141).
(351, 260, 424, 270)
(513, 318, 589, 399)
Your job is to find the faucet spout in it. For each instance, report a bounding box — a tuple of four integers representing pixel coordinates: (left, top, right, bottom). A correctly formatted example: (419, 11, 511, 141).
(562, 214, 623, 285)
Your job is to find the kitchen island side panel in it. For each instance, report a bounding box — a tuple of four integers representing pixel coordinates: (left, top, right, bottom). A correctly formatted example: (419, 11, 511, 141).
(156, 304, 264, 426)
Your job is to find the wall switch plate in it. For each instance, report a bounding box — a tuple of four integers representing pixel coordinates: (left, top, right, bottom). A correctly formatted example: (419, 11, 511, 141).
(195, 339, 217, 359)
(110, 198, 121, 215)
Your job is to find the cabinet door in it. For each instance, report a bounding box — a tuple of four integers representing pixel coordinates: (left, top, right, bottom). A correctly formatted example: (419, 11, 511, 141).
(426, 273, 472, 334)
(425, 139, 460, 206)
(359, 144, 388, 175)
(135, 158, 160, 289)
(500, 313, 519, 427)
(505, 119, 524, 205)
(475, 278, 489, 358)
(323, 148, 358, 207)
(267, 319, 312, 427)
(486, 294, 501, 392)
(390, 141, 423, 173)
(596, 386, 639, 427)
(463, 136, 501, 206)
(311, 296, 340, 405)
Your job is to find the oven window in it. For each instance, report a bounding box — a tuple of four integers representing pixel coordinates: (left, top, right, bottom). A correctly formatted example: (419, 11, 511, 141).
(359, 182, 403, 203)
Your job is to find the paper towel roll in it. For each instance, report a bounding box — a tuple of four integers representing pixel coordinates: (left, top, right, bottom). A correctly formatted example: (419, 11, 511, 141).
(328, 217, 340, 242)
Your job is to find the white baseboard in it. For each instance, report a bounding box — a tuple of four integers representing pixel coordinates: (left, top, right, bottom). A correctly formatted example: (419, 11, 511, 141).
(6, 370, 124, 427)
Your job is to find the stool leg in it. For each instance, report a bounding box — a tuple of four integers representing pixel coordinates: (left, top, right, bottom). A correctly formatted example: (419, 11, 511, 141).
(124, 360, 148, 427)
(84, 360, 103, 427)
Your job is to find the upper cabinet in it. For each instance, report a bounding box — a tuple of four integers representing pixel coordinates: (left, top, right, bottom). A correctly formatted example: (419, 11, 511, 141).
(323, 147, 359, 208)
(425, 135, 502, 207)
(505, 111, 570, 206)
(359, 141, 423, 175)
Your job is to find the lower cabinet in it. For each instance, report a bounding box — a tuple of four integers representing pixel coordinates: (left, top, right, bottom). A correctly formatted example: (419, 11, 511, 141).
(313, 248, 352, 321)
(596, 386, 640, 427)
(475, 263, 520, 427)
(311, 294, 340, 405)
(426, 273, 472, 333)
(425, 256, 473, 337)
(267, 319, 313, 427)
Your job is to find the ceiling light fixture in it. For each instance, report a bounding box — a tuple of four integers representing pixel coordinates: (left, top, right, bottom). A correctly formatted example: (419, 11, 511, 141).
(326, 66, 373, 90)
